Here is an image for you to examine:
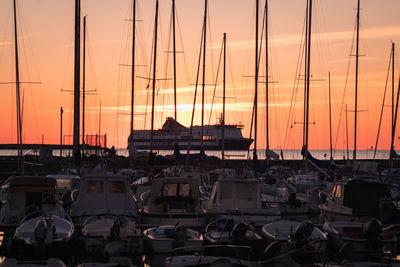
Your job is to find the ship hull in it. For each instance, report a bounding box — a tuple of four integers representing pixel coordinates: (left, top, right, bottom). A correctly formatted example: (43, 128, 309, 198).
(129, 138, 253, 151)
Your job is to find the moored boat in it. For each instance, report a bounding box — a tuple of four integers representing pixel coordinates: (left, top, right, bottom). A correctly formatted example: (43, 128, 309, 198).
(139, 176, 206, 227)
(262, 220, 327, 262)
(70, 175, 138, 225)
(82, 214, 142, 256)
(143, 224, 203, 253)
(206, 179, 280, 226)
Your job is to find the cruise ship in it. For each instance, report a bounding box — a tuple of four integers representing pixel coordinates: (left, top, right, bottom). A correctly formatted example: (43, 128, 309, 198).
(128, 117, 253, 153)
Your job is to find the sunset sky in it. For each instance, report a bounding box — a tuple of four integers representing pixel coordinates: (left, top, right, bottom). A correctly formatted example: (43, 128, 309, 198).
(0, 0, 400, 154)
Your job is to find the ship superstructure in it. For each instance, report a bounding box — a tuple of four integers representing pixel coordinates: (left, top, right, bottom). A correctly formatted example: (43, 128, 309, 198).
(128, 117, 253, 154)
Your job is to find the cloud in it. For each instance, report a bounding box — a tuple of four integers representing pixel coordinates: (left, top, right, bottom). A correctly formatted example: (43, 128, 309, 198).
(208, 26, 400, 51)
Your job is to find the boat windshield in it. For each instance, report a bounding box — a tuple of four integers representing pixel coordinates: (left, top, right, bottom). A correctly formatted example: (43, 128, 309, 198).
(162, 183, 190, 197)
(108, 181, 126, 194)
(86, 181, 104, 193)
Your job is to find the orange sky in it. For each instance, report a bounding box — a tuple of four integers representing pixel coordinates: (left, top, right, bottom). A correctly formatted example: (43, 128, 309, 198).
(0, 0, 400, 152)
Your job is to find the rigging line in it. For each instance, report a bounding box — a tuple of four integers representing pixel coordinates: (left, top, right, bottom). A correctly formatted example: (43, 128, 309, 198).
(245, 0, 257, 143)
(247, 97, 256, 160)
(175, 7, 191, 89)
(283, 4, 308, 149)
(18, 4, 41, 140)
(266, 7, 283, 151)
(0, 2, 12, 68)
(206, 3, 216, 130)
(114, 9, 127, 148)
(186, 20, 204, 157)
(144, 9, 157, 134)
(157, 8, 173, 127)
(227, 46, 238, 110)
(333, 21, 357, 153)
(115, 6, 132, 149)
(374, 47, 393, 158)
(207, 36, 224, 128)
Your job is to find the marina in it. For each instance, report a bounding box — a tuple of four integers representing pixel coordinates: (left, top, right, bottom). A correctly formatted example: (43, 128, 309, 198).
(0, 0, 400, 266)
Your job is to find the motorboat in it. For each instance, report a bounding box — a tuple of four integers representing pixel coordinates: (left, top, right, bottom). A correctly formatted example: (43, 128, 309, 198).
(323, 219, 397, 261)
(204, 219, 267, 260)
(140, 176, 206, 227)
(70, 175, 138, 225)
(319, 178, 400, 223)
(204, 219, 262, 245)
(82, 214, 142, 256)
(8, 213, 74, 260)
(262, 220, 327, 263)
(0, 176, 65, 227)
(143, 224, 203, 253)
(206, 179, 280, 226)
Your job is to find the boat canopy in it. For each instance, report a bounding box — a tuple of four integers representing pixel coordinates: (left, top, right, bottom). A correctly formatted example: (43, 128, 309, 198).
(73, 175, 137, 217)
(148, 177, 200, 213)
(209, 179, 261, 210)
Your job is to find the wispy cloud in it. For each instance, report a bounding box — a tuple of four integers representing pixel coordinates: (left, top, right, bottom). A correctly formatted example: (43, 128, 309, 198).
(208, 26, 400, 51)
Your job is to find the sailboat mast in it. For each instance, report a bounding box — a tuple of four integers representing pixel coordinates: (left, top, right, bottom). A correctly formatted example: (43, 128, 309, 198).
(265, 0, 269, 162)
(329, 72, 333, 160)
(13, 0, 23, 175)
(130, 0, 136, 140)
(60, 107, 63, 157)
(392, 42, 395, 129)
(200, 0, 207, 151)
(150, 0, 159, 155)
(389, 43, 396, 169)
(172, 0, 178, 144)
(305, 0, 312, 165)
(82, 15, 86, 146)
(222, 33, 226, 162)
(253, 0, 259, 160)
(302, 0, 309, 155)
(353, 0, 360, 166)
(73, 0, 81, 162)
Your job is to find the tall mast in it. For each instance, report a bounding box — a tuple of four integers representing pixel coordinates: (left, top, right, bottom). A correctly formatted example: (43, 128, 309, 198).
(253, 0, 259, 161)
(13, 0, 23, 175)
(265, 0, 270, 163)
(302, 0, 309, 158)
(73, 0, 81, 162)
(389, 43, 396, 169)
(329, 72, 333, 160)
(82, 15, 86, 146)
(150, 0, 159, 155)
(130, 0, 136, 140)
(172, 0, 178, 145)
(353, 0, 360, 166)
(392, 42, 395, 130)
(304, 0, 312, 169)
(200, 0, 207, 151)
(60, 107, 63, 157)
(222, 33, 226, 163)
